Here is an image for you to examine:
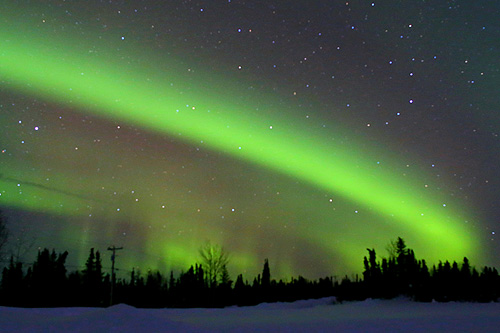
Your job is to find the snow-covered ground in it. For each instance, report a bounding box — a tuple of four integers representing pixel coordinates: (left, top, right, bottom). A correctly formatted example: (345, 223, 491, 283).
(2, 297, 500, 332)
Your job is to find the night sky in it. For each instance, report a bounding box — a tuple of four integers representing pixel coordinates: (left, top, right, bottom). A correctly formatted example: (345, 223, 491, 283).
(0, 1, 499, 279)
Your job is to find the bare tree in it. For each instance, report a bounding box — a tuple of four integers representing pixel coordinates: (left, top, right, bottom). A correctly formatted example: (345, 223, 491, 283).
(10, 228, 36, 263)
(199, 241, 229, 288)
(385, 238, 398, 259)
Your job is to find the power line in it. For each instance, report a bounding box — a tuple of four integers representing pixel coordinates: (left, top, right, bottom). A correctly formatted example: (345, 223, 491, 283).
(107, 245, 123, 306)
(0, 174, 104, 203)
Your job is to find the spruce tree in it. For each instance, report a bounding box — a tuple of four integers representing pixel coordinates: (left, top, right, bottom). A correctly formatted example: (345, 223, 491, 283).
(262, 259, 271, 289)
(0, 256, 24, 306)
(220, 264, 232, 288)
(82, 248, 104, 306)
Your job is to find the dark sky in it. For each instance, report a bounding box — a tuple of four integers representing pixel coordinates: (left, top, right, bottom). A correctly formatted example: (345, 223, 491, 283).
(0, 0, 499, 279)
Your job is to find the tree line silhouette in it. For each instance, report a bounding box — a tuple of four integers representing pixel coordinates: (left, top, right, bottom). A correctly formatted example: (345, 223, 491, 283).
(336, 237, 500, 303)
(1, 237, 499, 308)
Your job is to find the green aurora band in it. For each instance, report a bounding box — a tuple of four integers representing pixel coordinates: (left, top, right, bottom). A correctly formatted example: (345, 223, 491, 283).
(0, 9, 483, 276)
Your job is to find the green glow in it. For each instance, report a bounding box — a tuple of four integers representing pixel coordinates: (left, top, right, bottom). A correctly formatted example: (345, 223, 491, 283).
(0, 10, 483, 275)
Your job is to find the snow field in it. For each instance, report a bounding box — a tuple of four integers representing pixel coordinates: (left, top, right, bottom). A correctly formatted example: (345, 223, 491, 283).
(1, 297, 500, 332)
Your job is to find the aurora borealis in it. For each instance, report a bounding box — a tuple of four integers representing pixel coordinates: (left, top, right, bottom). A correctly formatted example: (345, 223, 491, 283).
(0, 1, 498, 278)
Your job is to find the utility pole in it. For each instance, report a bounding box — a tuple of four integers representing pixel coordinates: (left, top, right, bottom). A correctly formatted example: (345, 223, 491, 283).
(107, 245, 123, 306)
